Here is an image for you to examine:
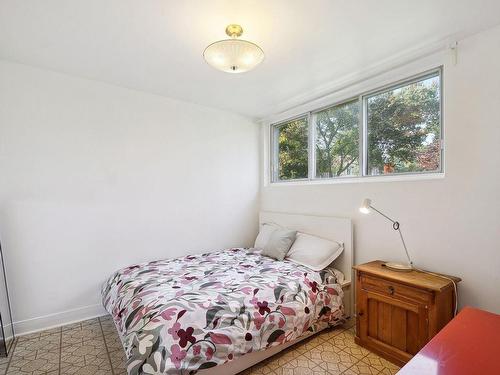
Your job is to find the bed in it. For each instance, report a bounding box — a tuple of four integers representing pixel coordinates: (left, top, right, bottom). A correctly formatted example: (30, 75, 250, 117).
(101, 212, 353, 374)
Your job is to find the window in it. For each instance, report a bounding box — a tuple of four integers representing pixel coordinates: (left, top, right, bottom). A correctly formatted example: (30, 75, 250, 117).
(272, 116, 309, 181)
(270, 69, 442, 183)
(366, 73, 441, 175)
(314, 100, 360, 178)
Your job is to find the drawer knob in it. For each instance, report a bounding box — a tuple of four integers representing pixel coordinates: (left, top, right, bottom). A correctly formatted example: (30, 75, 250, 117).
(358, 311, 364, 316)
(388, 286, 395, 295)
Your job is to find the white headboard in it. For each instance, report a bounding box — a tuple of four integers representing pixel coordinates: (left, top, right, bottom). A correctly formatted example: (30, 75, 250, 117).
(259, 211, 353, 284)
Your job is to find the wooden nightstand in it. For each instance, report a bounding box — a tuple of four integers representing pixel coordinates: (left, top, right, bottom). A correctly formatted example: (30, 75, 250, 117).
(353, 261, 460, 366)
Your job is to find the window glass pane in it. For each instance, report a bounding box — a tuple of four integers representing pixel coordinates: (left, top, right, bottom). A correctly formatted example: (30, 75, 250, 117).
(367, 74, 441, 175)
(274, 117, 308, 180)
(314, 100, 360, 178)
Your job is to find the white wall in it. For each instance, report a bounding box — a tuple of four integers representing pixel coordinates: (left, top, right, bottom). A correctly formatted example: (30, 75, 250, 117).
(261, 25, 500, 313)
(1, 24, 499, 336)
(0, 61, 260, 333)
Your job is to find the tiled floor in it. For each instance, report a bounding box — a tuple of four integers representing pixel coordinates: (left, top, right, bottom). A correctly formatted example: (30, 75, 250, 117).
(241, 322, 400, 375)
(0, 317, 400, 374)
(1, 316, 126, 375)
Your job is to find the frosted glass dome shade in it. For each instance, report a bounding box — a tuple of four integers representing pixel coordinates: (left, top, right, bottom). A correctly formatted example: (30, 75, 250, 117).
(204, 39, 264, 73)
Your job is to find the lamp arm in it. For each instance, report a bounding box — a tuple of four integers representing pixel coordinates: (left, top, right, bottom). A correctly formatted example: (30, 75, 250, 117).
(370, 204, 413, 266)
(397, 227, 413, 266)
(369, 205, 397, 225)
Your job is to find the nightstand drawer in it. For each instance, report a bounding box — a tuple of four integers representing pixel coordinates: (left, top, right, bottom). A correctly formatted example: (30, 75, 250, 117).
(360, 274, 431, 304)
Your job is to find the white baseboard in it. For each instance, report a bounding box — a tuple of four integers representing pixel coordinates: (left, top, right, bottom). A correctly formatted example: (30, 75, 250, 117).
(13, 304, 108, 336)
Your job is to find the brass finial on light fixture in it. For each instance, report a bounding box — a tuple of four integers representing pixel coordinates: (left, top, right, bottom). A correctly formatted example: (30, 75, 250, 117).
(203, 24, 264, 73)
(225, 24, 243, 38)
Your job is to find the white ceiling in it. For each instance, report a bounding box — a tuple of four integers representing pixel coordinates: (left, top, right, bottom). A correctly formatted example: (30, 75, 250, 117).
(1, 0, 500, 119)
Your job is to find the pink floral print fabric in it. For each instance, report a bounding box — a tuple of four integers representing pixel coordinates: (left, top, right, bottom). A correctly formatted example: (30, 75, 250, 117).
(102, 248, 345, 374)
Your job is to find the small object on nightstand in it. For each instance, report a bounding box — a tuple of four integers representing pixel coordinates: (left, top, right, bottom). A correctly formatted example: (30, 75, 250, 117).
(359, 198, 413, 272)
(353, 260, 460, 367)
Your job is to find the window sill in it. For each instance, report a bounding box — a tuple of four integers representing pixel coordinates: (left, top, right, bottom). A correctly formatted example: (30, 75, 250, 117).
(267, 172, 445, 187)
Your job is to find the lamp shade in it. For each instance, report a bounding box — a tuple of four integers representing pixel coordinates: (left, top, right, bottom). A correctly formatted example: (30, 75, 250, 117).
(359, 198, 372, 214)
(203, 24, 264, 73)
(204, 39, 264, 73)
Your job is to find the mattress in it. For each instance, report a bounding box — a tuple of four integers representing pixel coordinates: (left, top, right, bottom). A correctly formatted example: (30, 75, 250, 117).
(102, 248, 345, 374)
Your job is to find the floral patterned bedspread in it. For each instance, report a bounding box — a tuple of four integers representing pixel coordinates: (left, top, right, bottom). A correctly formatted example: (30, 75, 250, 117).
(102, 248, 345, 374)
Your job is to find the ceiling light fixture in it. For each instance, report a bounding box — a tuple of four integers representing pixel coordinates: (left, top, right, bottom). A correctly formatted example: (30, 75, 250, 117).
(203, 24, 264, 73)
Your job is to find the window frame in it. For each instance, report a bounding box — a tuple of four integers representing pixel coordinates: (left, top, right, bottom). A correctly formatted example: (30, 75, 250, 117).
(362, 69, 443, 177)
(270, 67, 443, 184)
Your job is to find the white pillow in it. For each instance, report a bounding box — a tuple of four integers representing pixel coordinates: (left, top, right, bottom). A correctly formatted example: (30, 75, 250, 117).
(286, 232, 343, 271)
(254, 223, 280, 249)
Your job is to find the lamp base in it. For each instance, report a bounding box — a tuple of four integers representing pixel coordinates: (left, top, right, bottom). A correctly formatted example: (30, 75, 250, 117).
(383, 262, 413, 272)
